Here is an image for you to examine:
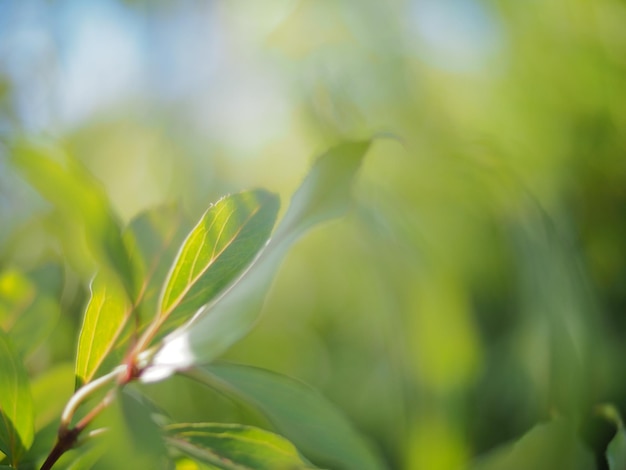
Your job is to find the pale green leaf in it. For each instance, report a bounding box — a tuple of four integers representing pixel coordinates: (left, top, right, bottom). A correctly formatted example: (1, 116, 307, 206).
(75, 273, 131, 387)
(142, 141, 370, 380)
(155, 189, 279, 335)
(597, 404, 626, 470)
(165, 423, 313, 470)
(10, 141, 135, 296)
(607, 430, 626, 470)
(469, 418, 596, 470)
(0, 330, 34, 466)
(185, 364, 384, 470)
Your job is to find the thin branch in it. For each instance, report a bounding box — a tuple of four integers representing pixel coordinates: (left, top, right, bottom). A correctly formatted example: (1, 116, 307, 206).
(60, 365, 125, 431)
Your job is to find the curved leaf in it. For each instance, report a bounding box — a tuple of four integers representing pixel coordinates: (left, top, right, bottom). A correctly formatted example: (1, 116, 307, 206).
(607, 430, 626, 470)
(10, 142, 135, 296)
(75, 273, 131, 387)
(165, 423, 313, 470)
(155, 189, 279, 334)
(597, 404, 626, 470)
(184, 364, 384, 470)
(0, 330, 34, 466)
(142, 141, 369, 380)
(469, 418, 596, 470)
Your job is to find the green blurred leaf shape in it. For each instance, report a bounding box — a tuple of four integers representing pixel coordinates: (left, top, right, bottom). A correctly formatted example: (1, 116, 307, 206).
(75, 273, 131, 387)
(142, 141, 370, 380)
(0, 268, 61, 357)
(155, 189, 280, 336)
(98, 389, 170, 469)
(597, 404, 626, 470)
(10, 142, 135, 296)
(31, 363, 74, 431)
(607, 431, 626, 470)
(188, 364, 384, 470)
(469, 418, 596, 470)
(165, 423, 313, 470)
(123, 204, 188, 330)
(0, 330, 34, 466)
(64, 445, 106, 470)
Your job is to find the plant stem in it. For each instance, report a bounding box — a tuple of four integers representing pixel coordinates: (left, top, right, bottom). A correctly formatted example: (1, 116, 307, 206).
(41, 368, 124, 470)
(60, 365, 125, 432)
(40, 388, 116, 470)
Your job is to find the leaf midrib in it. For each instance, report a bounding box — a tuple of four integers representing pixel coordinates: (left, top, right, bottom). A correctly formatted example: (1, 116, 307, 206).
(157, 202, 262, 323)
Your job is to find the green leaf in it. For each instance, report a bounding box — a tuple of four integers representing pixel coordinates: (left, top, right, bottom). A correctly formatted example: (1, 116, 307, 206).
(31, 363, 74, 431)
(75, 273, 131, 387)
(155, 189, 279, 335)
(74, 206, 188, 387)
(141, 141, 370, 380)
(165, 423, 314, 470)
(123, 204, 189, 329)
(10, 141, 135, 296)
(98, 389, 170, 469)
(185, 364, 384, 470)
(597, 404, 626, 470)
(0, 330, 34, 466)
(64, 445, 105, 470)
(607, 430, 626, 470)
(0, 267, 61, 358)
(469, 418, 596, 470)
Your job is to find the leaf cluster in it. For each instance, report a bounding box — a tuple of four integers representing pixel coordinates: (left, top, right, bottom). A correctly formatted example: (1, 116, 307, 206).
(0, 141, 384, 470)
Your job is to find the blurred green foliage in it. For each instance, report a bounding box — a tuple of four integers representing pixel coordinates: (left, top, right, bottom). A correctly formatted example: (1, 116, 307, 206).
(1, 0, 626, 468)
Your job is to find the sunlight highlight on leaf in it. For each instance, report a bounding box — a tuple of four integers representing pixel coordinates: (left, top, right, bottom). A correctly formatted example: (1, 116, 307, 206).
(165, 423, 313, 470)
(141, 141, 370, 380)
(75, 273, 131, 387)
(154, 189, 279, 336)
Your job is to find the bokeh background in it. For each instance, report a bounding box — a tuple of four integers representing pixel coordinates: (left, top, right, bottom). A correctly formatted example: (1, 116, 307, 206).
(2, 0, 626, 469)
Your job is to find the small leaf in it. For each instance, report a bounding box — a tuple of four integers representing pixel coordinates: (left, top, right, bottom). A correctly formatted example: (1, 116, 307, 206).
(10, 141, 135, 296)
(165, 423, 314, 470)
(142, 141, 370, 380)
(156, 190, 279, 335)
(185, 364, 384, 470)
(75, 273, 131, 387)
(0, 330, 34, 466)
(469, 418, 596, 470)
